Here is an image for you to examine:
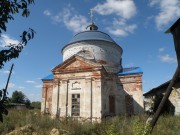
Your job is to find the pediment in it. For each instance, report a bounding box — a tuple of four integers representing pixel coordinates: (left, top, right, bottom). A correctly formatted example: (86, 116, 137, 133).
(52, 55, 102, 73)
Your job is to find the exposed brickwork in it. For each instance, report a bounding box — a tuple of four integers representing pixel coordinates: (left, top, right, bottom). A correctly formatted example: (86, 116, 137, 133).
(119, 74, 144, 114)
(42, 81, 53, 114)
(42, 57, 144, 117)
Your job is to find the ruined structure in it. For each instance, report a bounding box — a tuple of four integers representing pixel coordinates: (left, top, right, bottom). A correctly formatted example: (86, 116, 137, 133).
(41, 22, 144, 120)
(144, 77, 180, 115)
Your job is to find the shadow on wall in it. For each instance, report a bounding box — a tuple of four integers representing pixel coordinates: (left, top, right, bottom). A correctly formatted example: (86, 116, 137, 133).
(149, 94, 175, 115)
(102, 73, 144, 117)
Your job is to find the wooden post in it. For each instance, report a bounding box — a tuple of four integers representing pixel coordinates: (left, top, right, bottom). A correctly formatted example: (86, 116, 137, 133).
(4, 64, 14, 99)
(149, 67, 179, 132)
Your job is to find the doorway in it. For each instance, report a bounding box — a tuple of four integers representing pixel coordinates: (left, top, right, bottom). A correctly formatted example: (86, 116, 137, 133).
(109, 95, 115, 115)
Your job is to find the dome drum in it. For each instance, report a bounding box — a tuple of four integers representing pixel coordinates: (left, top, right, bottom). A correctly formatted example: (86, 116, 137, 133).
(62, 40, 123, 73)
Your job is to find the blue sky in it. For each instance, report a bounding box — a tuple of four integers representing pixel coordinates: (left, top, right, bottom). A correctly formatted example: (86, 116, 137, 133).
(0, 0, 179, 101)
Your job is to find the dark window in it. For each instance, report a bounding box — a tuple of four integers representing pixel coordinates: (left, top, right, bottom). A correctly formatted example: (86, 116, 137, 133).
(71, 94, 80, 116)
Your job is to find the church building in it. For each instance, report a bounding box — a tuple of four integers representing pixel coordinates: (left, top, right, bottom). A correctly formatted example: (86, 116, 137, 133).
(41, 21, 144, 120)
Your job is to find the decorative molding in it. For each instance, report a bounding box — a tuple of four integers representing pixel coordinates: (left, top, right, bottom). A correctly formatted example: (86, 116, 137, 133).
(72, 81, 81, 90)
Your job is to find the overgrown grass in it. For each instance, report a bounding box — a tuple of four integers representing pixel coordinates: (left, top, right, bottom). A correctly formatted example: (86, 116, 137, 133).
(0, 109, 180, 135)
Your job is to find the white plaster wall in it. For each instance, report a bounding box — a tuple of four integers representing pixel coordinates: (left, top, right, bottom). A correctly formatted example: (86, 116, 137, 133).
(41, 98, 45, 113)
(62, 41, 122, 73)
(126, 89, 144, 114)
(51, 72, 102, 119)
(59, 80, 68, 117)
(101, 76, 127, 116)
(93, 79, 102, 118)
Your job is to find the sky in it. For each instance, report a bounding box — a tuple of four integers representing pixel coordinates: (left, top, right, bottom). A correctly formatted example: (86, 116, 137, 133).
(0, 0, 180, 102)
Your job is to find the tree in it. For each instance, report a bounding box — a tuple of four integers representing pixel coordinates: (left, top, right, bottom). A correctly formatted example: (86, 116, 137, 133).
(0, 0, 35, 69)
(11, 90, 26, 103)
(25, 98, 31, 108)
(0, 0, 35, 122)
(31, 101, 41, 109)
(11, 90, 31, 107)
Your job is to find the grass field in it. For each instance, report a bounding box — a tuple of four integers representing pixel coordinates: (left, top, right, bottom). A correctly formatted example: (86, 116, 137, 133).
(0, 109, 180, 135)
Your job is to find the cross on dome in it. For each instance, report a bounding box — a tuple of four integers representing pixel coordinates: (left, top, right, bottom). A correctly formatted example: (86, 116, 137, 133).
(89, 9, 94, 24)
(86, 9, 98, 30)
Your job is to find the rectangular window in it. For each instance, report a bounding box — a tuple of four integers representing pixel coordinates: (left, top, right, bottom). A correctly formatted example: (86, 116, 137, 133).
(71, 94, 80, 116)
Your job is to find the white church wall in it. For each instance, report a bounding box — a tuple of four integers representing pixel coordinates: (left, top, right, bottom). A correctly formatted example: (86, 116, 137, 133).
(119, 74, 144, 114)
(92, 79, 102, 118)
(50, 71, 103, 119)
(101, 75, 127, 116)
(42, 72, 144, 118)
(62, 41, 122, 73)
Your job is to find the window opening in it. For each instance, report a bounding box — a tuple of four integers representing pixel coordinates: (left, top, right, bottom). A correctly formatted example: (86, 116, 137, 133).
(71, 94, 80, 116)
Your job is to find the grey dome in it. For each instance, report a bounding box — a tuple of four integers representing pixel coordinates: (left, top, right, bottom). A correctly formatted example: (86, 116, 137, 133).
(61, 23, 123, 73)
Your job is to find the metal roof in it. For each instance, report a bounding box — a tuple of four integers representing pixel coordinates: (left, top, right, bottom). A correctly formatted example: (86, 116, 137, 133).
(41, 74, 54, 81)
(143, 77, 180, 96)
(68, 30, 116, 44)
(118, 67, 143, 75)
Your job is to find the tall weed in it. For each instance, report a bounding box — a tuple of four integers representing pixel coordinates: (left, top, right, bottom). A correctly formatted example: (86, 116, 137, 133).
(0, 110, 180, 135)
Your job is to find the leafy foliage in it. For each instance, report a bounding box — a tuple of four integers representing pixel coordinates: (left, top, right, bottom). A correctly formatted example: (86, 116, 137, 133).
(0, 88, 9, 122)
(11, 90, 25, 103)
(0, 0, 35, 69)
(0, 0, 35, 122)
(10, 90, 31, 108)
(31, 101, 41, 109)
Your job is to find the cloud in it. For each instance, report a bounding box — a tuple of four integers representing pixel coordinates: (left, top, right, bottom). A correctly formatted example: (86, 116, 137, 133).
(43, 7, 88, 33)
(93, 0, 137, 19)
(62, 8, 88, 33)
(8, 82, 15, 89)
(2, 70, 10, 74)
(123, 62, 135, 67)
(43, 10, 52, 16)
(0, 34, 19, 48)
(149, 0, 180, 30)
(35, 84, 42, 88)
(1, 81, 25, 92)
(144, 15, 154, 28)
(44, 3, 137, 36)
(159, 54, 177, 63)
(25, 80, 42, 88)
(0, 70, 10, 74)
(52, 13, 63, 23)
(107, 18, 137, 36)
(93, 0, 137, 37)
(25, 80, 36, 84)
(18, 86, 25, 90)
(44, 9, 63, 23)
(28, 93, 41, 101)
(159, 48, 165, 52)
(1, 70, 15, 74)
